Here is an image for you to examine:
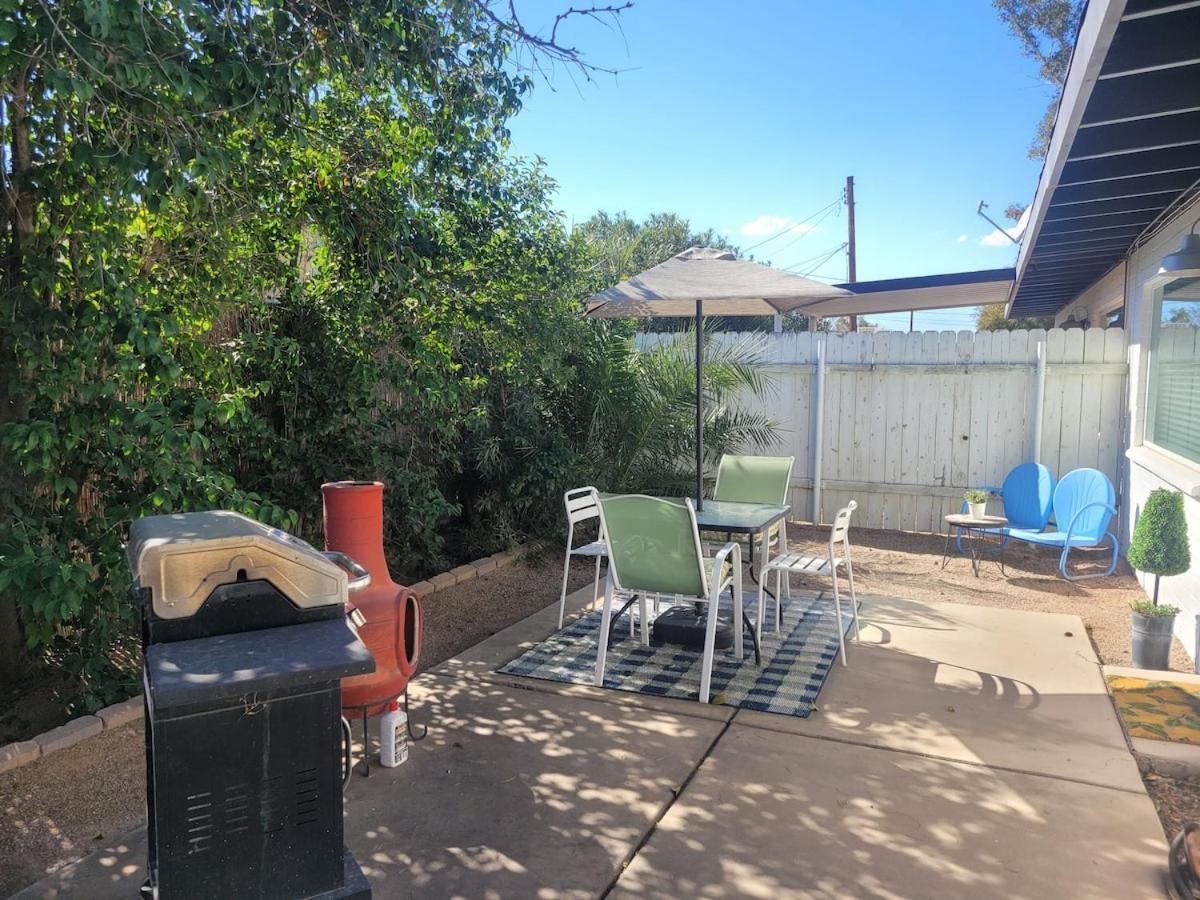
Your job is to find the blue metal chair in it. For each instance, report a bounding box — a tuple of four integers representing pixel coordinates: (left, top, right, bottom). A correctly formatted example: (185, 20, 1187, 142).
(1005, 468, 1120, 581)
(956, 462, 1055, 551)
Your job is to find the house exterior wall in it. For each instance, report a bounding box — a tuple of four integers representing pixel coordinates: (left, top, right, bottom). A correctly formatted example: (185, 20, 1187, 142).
(1054, 261, 1125, 328)
(1117, 195, 1200, 662)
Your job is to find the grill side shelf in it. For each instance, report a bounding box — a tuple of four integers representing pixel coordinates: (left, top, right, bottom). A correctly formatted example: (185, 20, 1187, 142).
(147, 619, 374, 713)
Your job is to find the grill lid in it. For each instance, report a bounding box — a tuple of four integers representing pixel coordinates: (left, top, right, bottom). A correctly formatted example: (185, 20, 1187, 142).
(129, 511, 348, 620)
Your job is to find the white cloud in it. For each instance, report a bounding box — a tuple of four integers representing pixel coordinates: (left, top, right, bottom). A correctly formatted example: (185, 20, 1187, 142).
(980, 205, 1031, 247)
(957, 234, 968, 244)
(738, 215, 818, 237)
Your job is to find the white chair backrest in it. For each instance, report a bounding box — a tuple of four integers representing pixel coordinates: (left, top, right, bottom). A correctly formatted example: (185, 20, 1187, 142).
(829, 500, 857, 549)
(564, 486, 601, 526)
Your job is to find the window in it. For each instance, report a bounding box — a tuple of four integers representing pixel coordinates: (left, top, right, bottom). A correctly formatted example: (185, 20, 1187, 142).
(1147, 276, 1200, 464)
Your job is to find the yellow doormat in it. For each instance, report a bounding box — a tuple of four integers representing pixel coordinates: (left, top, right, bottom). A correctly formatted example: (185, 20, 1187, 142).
(1107, 675, 1200, 744)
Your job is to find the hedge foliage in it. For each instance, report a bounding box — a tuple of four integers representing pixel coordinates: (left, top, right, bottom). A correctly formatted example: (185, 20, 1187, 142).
(0, 1, 775, 706)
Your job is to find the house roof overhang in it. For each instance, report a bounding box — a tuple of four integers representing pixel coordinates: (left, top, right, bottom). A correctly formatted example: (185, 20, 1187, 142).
(809, 268, 1015, 317)
(1007, 0, 1200, 318)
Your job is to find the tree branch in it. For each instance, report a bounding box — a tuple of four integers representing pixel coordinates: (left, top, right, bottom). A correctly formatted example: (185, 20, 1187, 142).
(476, 1, 633, 80)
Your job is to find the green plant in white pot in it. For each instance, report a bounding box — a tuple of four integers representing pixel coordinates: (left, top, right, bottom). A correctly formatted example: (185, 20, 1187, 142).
(964, 488, 989, 519)
(1127, 488, 1191, 670)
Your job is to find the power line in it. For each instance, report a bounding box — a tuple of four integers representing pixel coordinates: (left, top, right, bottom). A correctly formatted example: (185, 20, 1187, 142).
(768, 202, 843, 258)
(798, 244, 848, 278)
(741, 197, 841, 253)
(782, 242, 847, 272)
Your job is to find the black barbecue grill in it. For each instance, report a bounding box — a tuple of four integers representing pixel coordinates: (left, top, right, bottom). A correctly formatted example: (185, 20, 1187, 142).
(129, 511, 376, 899)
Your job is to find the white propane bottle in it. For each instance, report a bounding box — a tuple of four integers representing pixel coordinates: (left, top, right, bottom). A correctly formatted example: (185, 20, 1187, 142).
(379, 700, 408, 768)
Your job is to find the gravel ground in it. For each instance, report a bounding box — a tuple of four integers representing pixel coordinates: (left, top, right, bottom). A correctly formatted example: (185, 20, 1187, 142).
(783, 523, 1192, 671)
(419, 548, 593, 672)
(0, 532, 1188, 894)
(1142, 764, 1200, 841)
(0, 720, 145, 895)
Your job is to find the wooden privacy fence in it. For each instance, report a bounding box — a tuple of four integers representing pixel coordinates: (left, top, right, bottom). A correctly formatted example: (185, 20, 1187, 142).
(640, 328, 1129, 532)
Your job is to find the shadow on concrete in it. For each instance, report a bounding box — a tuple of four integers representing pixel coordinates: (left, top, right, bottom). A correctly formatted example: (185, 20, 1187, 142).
(611, 724, 1168, 900)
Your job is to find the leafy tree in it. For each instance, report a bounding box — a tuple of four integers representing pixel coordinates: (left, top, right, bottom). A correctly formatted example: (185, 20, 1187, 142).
(976, 304, 1055, 331)
(1004, 202, 1029, 222)
(575, 211, 739, 289)
(1167, 305, 1200, 327)
(993, 0, 1085, 159)
(0, 0, 620, 702)
(1128, 489, 1191, 607)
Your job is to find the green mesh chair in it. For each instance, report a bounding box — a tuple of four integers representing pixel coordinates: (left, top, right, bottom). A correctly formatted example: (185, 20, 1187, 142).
(712, 455, 795, 506)
(595, 494, 743, 704)
(710, 454, 795, 633)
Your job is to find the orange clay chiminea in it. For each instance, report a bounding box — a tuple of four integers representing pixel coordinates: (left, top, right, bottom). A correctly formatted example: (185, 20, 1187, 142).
(322, 481, 421, 717)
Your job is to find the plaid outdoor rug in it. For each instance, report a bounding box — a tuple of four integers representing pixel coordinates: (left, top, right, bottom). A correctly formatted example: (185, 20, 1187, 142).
(498, 591, 854, 717)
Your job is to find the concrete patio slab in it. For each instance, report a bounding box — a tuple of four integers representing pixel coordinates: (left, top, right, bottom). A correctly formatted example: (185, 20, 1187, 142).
(14, 592, 1172, 899)
(611, 724, 1168, 900)
(14, 673, 725, 899)
(737, 595, 1145, 792)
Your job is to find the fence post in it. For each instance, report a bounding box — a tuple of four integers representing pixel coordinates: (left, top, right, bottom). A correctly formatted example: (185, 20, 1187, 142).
(811, 334, 826, 524)
(1033, 338, 1047, 464)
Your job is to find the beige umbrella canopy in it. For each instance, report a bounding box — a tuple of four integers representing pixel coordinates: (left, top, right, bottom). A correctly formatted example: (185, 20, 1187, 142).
(585, 246, 853, 318)
(584, 247, 855, 507)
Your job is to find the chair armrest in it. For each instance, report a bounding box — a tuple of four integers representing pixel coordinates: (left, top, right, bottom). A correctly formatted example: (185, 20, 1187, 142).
(1064, 502, 1117, 545)
(710, 541, 741, 589)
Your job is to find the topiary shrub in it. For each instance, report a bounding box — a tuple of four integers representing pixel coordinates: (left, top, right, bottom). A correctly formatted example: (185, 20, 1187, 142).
(1127, 488, 1191, 606)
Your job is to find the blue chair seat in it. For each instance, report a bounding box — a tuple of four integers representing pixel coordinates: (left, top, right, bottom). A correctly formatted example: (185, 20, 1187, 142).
(978, 519, 1044, 537)
(1006, 528, 1100, 548)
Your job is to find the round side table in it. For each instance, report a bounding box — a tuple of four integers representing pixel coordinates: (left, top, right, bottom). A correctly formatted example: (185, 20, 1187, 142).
(942, 513, 1008, 577)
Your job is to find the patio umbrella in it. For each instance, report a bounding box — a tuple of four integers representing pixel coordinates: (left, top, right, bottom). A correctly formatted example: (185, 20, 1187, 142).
(585, 247, 853, 509)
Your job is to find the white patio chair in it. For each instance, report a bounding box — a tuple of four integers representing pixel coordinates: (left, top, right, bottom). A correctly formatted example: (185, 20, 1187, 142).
(558, 486, 608, 628)
(761, 500, 861, 665)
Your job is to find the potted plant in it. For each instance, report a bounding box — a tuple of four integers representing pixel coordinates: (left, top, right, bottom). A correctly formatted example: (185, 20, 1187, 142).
(964, 489, 989, 519)
(1127, 488, 1191, 670)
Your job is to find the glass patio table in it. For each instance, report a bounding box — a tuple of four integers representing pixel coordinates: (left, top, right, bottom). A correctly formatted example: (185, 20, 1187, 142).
(689, 499, 790, 586)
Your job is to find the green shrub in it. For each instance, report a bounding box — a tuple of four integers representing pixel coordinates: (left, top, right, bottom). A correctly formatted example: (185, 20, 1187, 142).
(964, 489, 989, 504)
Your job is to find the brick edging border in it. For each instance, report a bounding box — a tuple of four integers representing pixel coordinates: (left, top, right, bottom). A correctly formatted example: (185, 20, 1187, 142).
(408, 541, 537, 599)
(0, 694, 143, 776)
(0, 542, 536, 777)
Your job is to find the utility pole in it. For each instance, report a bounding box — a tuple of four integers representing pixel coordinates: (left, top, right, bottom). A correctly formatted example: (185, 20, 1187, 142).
(846, 175, 857, 332)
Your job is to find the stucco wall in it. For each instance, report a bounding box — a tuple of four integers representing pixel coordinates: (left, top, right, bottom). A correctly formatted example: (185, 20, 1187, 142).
(1121, 195, 1200, 663)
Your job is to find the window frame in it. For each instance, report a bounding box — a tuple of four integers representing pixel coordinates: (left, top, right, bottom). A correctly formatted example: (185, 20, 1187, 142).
(1143, 276, 1200, 469)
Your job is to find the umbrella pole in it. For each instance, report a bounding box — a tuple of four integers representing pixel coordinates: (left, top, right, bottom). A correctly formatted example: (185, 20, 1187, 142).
(695, 299, 704, 510)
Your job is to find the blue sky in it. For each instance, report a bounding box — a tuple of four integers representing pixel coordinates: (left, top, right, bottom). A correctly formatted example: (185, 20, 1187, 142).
(505, 0, 1054, 330)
